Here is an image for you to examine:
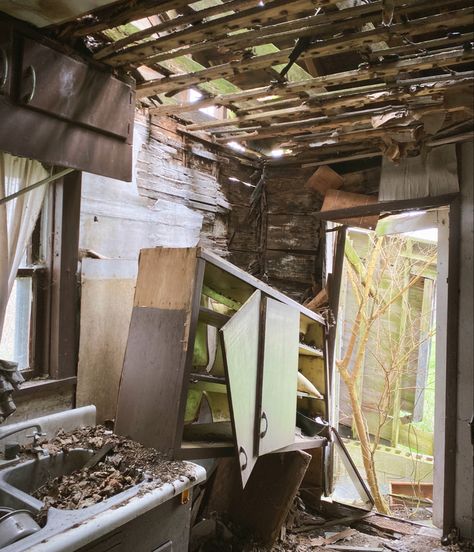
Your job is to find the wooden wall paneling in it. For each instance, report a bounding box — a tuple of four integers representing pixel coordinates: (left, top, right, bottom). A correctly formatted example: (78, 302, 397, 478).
(115, 248, 198, 454)
(114, 308, 192, 452)
(258, 297, 299, 456)
(265, 251, 316, 285)
(266, 214, 318, 251)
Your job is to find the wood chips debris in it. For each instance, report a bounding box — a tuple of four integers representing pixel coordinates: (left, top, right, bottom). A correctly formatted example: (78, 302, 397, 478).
(26, 425, 195, 511)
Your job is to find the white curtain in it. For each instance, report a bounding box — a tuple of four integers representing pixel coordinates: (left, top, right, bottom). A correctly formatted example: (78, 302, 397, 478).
(0, 152, 49, 342)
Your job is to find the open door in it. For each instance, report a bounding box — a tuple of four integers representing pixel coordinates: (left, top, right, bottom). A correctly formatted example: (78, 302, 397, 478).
(221, 290, 261, 487)
(258, 297, 300, 455)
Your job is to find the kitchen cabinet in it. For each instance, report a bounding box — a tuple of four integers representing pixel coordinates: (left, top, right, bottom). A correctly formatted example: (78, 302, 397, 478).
(115, 247, 330, 486)
(0, 19, 134, 180)
(0, 22, 13, 97)
(77, 494, 192, 552)
(19, 37, 134, 141)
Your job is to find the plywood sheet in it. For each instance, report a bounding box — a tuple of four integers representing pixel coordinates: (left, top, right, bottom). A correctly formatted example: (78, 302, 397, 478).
(259, 297, 299, 455)
(115, 306, 189, 453)
(221, 290, 261, 487)
(76, 259, 136, 423)
(134, 247, 197, 310)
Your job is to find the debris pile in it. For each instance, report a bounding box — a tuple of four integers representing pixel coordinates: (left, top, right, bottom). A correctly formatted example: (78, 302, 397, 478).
(27, 425, 194, 510)
(33, 462, 140, 510)
(190, 494, 470, 552)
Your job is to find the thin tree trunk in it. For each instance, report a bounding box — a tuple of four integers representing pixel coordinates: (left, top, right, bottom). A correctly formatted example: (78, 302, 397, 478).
(346, 382, 390, 514)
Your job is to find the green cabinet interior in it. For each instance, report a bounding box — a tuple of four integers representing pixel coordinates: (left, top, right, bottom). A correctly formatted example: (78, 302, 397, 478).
(115, 248, 330, 485)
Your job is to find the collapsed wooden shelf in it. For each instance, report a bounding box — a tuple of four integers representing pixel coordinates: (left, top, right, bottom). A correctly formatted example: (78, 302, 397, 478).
(115, 247, 330, 487)
(299, 343, 324, 357)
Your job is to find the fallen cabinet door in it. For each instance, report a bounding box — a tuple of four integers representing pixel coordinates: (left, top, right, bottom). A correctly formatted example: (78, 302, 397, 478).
(221, 290, 261, 487)
(258, 297, 300, 456)
(331, 426, 374, 509)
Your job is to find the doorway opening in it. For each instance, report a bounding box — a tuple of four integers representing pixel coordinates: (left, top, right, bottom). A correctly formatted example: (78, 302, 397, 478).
(331, 211, 440, 524)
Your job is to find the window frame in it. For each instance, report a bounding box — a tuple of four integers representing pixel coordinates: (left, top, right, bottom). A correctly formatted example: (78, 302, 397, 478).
(6, 171, 81, 382)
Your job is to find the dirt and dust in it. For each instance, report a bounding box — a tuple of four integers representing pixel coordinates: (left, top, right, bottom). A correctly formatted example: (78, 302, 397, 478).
(192, 495, 472, 552)
(23, 425, 194, 510)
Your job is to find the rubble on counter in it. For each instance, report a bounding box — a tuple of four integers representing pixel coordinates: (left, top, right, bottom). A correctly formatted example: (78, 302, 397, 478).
(23, 425, 195, 511)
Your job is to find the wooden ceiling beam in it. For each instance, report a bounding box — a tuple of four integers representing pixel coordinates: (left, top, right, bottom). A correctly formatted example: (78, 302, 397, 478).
(234, 65, 473, 115)
(211, 104, 470, 142)
(143, 46, 473, 110)
(104, 0, 383, 66)
(183, 74, 473, 131)
(111, 0, 464, 68)
(103, 0, 321, 66)
(94, 0, 261, 60)
(56, 0, 196, 38)
(136, 7, 473, 97)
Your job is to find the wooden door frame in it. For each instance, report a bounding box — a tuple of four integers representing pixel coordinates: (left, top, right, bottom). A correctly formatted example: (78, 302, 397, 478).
(320, 193, 460, 536)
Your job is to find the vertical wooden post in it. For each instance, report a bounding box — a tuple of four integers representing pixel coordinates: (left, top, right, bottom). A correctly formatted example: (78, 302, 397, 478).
(49, 171, 81, 380)
(432, 201, 460, 534)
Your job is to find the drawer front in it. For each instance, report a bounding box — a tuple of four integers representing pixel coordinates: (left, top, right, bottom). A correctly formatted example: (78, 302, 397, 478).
(19, 37, 134, 140)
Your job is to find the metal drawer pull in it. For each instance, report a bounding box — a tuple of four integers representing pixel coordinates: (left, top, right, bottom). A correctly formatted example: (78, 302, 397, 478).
(23, 65, 36, 104)
(239, 446, 248, 471)
(0, 48, 8, 89)
(260, 411, 268, 438)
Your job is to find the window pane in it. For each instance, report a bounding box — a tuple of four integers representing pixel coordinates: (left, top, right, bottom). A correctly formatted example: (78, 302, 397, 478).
(0, 277, 32, 370)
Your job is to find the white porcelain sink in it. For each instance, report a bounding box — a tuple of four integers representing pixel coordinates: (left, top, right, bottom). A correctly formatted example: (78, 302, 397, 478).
(0, 408, 207, 552)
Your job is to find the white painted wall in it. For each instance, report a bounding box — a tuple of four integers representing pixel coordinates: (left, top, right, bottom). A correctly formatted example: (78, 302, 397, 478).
(77, 115, 228, 421)
(80, 117, 203, 260)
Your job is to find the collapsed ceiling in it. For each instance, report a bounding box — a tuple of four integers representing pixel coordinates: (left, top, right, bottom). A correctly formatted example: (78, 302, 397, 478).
(4, 0, 474, 164)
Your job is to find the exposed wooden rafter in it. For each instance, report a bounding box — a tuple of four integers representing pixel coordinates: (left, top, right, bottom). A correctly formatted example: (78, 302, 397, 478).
(136, 8, 473, 97)
(41, 0, 473, 161)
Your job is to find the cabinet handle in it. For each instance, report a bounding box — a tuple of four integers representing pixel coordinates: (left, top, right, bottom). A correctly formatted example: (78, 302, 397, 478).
(0, 48, 8, 89)
(260, 411, 268, 438)
(239, 446, 248, 471)
(23, 65, 36, 104)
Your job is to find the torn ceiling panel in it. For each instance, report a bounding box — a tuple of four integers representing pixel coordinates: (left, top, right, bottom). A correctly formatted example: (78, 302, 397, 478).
(0, 0, 119, 28)
(1, 0, 472, 164)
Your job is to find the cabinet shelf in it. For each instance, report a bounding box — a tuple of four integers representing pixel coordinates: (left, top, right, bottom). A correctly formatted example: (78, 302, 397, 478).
(299, 343, 324, 358)
(198, 306, 230, 328)
(297, 391, 325, 400)
(177, 440, 234, 459)
(275, 434, 327, 453)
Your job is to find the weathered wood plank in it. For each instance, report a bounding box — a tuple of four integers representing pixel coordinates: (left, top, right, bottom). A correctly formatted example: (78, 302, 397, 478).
(136, 11, 473, 96)
(105, 0, 321, 66)
(135, 0, 461, 68)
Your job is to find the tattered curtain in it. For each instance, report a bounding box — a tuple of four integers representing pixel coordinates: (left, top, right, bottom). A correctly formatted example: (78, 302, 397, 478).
(0, 151, 49, 342)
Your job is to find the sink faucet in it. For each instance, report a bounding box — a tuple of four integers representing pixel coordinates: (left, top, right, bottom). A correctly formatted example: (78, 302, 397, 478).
(0, 423, 46, 458)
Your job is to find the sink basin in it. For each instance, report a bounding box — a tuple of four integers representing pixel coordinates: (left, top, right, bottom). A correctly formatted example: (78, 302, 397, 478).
(0, 449, 95, 518)
(1, 449, 93, 502)
(0, 407, 207, 552)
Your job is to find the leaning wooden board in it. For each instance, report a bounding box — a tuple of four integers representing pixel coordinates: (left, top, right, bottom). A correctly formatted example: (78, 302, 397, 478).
(115, 248, 201, 454)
